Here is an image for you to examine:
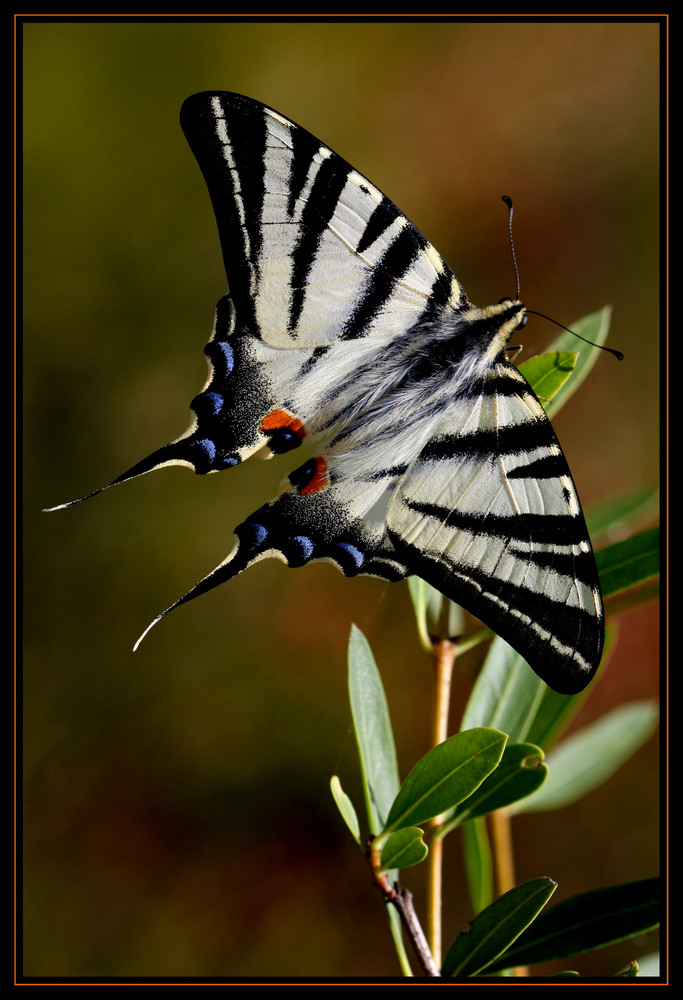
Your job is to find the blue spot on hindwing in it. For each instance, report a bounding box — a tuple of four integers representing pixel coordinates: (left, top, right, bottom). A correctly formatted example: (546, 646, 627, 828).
(203, 391, 224, 415)
(247, 522, 268, 545)
(194, 438, 216, 462)
(217, 342, 235, 373)
(336, 542, 365, 569)
(292, 535, 315, 560)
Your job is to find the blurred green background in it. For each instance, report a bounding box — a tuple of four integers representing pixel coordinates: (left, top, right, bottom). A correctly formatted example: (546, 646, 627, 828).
(23, 19, 660, 979)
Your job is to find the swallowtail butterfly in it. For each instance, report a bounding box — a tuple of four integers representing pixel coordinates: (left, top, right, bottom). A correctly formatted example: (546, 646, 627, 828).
(51, 92, 605, 695)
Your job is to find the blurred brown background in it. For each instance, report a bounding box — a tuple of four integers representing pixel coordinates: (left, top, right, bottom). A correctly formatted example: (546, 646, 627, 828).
(23, 19, 661, 980)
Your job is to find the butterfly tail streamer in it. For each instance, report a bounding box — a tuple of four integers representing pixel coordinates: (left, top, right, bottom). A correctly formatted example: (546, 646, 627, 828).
(133, 531, 260, 651)
(132, 497, 319, 651)
(42, 439, 211, 513)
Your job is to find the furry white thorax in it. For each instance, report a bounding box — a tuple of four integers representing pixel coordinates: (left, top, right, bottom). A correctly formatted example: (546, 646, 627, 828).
(290, 299, 526, 446)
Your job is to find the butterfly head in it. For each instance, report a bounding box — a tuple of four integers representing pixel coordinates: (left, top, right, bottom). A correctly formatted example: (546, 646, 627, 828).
(464, 298, 527, 365)
(497, 297, 528, 329)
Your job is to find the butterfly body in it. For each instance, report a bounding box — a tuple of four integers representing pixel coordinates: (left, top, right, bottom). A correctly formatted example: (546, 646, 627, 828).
(53, 92, 604, 694)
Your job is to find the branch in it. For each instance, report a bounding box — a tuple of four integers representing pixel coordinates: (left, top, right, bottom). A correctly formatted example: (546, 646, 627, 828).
(428, 638, 457, 966)
(390, 884, 441, 978)
(367, 844, 440, 977)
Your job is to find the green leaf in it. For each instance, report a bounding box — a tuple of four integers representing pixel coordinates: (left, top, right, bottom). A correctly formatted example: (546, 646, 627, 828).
(406, 576, 442, 652)
(524, 626, 618, 751)
(485, 877, 660, 971)
(512, 701, 658, 813)
(347, 625, 400, 834)
(346, 628, 413, 975)
(531, 306, 612, 417)
(407, 577, 464, 648)
(381, 729, 507, 836)
(462, 816, 493, 915)
(518, 350, 578, 406)
(441, 876, 557, 977)
(586, 486, 659, 544)
(460, 637, 548, 745)
(329, 775, 361, 845)
(378, 827, 428, 872)
(444, 743, 547, 828)
(596, 527, 660, 598)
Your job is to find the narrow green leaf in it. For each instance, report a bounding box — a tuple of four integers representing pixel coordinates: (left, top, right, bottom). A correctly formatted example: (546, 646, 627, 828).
(462, 816, 493, 915)
(329, 775, 362, 845)
(406, 577, 465, 648)
(485, 877, 660, 971)
(381, 729, 507, 835)
(460, 636, 547, 745)
(406, 576, 442, 653)
(461, 611, 623, 755)
(347, 625, 400, 834)
(512, 701, 658, 813)
(378, 827, 428, 872)
(596, 527, 660, 598)
(530, 306, 612, 418)
(441, 877, 557, 977)
(345, 627, 413, 976)
(518, 350, 578, 405)
(586, 486, 660, 544)
(446, 599, 466, 640)
(445, 743, 547, 828)
(524, 626, 618, 751)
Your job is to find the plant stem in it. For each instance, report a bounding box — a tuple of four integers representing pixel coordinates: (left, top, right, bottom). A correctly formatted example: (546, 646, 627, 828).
(427, 638, 456, 968)
(490, 807, 528, 977)
(367, 843, 440, 977)
(490, 807, 515, 896)
(391, 886, 441, 978)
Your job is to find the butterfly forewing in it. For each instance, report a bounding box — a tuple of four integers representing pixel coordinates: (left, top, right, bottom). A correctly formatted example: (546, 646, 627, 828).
(56, 91, 605, 694)
(179, 93, 464, 349)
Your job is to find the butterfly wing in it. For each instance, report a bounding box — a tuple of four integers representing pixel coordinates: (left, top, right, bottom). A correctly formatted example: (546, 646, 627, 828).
(49, 91, 464, 508)
(179, 92, 464, 349)
(386, 360, 604, 694)
(51, 91, 605, 695)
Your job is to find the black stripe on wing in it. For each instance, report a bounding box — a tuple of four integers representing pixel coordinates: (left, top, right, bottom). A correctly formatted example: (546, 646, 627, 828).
(422, 418, 562, 462)
(181, 92, 462, 348)
(181, 93, 266, 333)
(390, 532, 602, 694)
(341, 225, 422, 340)
(356, 198, 401, 255)
(403, 501, 594, 552)
(289, 150, 350, 334)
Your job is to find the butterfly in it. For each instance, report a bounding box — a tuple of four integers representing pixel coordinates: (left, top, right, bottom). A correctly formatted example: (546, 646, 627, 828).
(49, 91, 605, 695)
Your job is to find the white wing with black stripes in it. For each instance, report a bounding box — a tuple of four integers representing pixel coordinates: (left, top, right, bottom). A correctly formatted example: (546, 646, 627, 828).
(386, 361, 603, 693)
(49, 91, 604, 694)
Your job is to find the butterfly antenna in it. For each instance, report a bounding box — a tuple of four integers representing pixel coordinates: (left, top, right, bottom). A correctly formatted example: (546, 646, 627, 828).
(526, 309, 624, 360)
(502, 196, 521, 300)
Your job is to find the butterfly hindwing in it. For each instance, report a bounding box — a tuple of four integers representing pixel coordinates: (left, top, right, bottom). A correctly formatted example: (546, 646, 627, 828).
(386, 361, 603, 693)
(55, 91, 606, 694)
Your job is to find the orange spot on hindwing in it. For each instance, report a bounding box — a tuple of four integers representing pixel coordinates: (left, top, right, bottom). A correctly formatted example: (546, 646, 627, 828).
(260, 409, 307, 454)
(289, 457, 329, 495)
